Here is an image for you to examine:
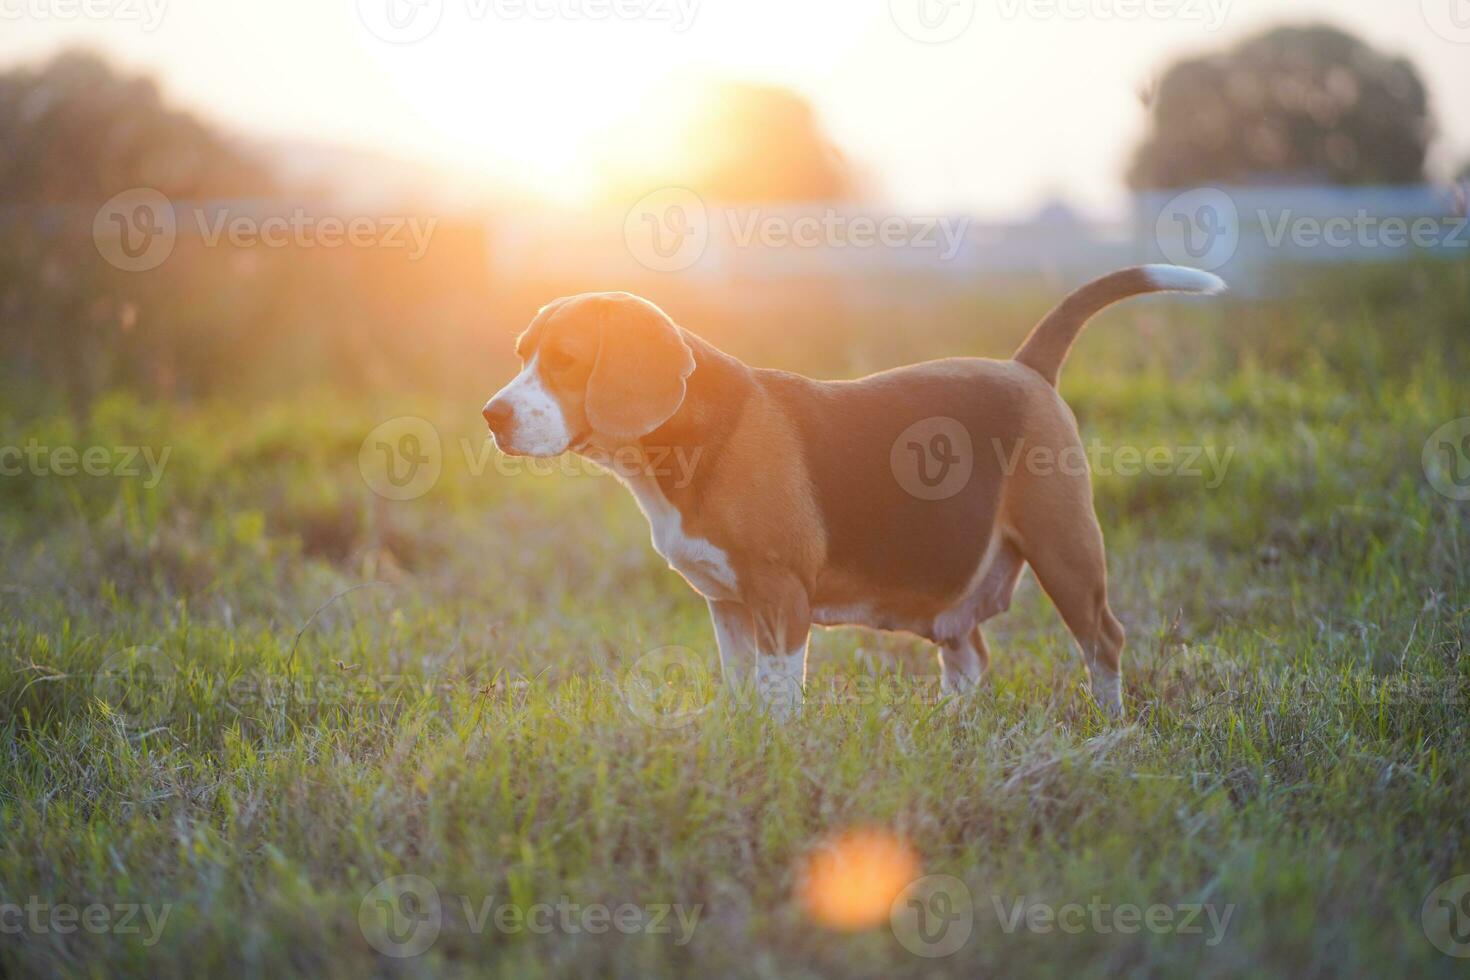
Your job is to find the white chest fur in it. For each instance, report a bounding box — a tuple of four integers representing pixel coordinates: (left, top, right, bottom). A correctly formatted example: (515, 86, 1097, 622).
(619, 471, 738, 601)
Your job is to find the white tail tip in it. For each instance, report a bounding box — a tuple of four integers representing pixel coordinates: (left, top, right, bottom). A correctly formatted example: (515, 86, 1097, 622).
(1143, 265, 1228, 295)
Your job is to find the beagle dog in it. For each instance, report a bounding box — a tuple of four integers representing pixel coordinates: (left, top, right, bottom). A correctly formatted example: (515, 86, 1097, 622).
(483, 265, 1225, 716)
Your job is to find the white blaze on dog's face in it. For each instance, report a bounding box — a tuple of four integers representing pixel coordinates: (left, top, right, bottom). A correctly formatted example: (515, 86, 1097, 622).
(483, 353, 574, 457)
(482, 293, 696, 458)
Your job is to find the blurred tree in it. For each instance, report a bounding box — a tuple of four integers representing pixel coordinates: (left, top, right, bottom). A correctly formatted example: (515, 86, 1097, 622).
(678, 83, 855, 202)
(599, 82, 856, 203)
(0, 50, 498, 408)
(1129, 24, 1432, 189)
(0, 50, 276, 403)
(0, 49, 271, 204)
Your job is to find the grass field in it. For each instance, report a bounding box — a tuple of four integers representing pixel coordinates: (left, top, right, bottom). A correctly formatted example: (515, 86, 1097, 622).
(2, 264, 1469, 978)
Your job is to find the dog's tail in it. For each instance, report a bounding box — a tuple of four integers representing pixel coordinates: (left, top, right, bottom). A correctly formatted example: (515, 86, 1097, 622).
(1012, 265, 1226, 386)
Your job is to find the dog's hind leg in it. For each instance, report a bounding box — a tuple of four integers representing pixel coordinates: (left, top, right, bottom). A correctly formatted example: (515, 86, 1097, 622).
(1014, 504, 1125, 717)
(936, 537, 1024, 700)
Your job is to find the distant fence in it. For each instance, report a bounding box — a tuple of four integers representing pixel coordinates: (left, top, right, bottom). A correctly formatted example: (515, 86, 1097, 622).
(10, 182, 1466, 301)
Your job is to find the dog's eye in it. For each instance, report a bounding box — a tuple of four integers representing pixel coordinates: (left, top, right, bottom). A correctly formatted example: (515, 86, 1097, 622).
(544, 349, 576, 372)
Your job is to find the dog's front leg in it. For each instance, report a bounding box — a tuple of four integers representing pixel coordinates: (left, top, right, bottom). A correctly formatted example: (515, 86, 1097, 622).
(755, 629, 809, 720)
(741, 568, 811, 719)
(707, 599, 757, 695)
(707, 595, 810, 718)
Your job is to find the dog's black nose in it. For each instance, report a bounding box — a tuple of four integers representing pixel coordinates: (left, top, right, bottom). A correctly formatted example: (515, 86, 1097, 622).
(483, 401, 514, 438)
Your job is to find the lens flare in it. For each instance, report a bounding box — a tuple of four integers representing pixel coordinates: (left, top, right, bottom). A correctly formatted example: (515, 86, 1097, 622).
(797, 829, 920, 931)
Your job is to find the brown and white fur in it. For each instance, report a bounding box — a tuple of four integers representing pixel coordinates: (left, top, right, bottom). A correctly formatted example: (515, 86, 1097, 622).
(482, 265, 1225, 717)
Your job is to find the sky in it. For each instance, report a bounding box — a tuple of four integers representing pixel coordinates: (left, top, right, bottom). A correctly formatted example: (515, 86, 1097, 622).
(2, 0, 1468, 218)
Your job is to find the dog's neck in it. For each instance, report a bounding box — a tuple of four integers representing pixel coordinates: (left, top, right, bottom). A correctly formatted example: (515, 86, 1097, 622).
(649, 332, 752, 449)
(641, 333, 752, 500)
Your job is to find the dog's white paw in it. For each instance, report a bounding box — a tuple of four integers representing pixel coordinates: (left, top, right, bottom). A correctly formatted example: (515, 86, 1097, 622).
(1091, 668, 1124, 718)
(755, 653, 805, 721)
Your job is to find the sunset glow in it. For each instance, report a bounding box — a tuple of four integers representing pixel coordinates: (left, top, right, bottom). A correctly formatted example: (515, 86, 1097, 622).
(5, 0, 1465, 213)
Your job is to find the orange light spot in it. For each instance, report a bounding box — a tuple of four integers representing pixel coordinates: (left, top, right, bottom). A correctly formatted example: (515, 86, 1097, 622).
(797, 829, 921, 931)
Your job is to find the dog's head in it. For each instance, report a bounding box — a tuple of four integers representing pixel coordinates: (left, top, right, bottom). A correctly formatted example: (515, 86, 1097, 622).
(482, 292, 696, 457)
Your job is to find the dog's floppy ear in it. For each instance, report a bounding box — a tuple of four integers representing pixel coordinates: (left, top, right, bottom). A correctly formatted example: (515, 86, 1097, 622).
(585, 294, 696, 439)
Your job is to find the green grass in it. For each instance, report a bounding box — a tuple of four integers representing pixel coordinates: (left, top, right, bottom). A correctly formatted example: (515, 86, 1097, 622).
(2, 264, 1469, 978)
